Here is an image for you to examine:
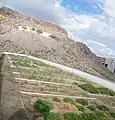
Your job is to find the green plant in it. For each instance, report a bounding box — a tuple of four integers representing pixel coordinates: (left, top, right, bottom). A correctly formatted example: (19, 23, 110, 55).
(63, 98, 76, 105)
(76, 105, 85, 112)
(63, 112, 108, 120)
(46, 113, 63, 120)
(78, 84, 115, 96)
(96, 105, 109, 111)
(33, 100, 53, 113)
(76, 99, 88, 106)
(87, 105, 96, 111)
(109, 112, 115, 118)
(95, 112, 109, 120)
(63, 112, 79, 120)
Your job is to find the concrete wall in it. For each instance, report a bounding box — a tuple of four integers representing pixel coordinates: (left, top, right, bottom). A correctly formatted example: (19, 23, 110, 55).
(0, 54, 27, 120)
(104, 58, 115, 73)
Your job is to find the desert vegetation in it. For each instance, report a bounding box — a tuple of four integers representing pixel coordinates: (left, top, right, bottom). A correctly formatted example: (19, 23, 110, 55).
(76, 99, 88, 106)
(87, 105, 96, 111)
(78, 83, 115, 96)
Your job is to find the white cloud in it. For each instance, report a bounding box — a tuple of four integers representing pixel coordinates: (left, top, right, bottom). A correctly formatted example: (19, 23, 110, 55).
(5, 0, 115, 58)
(87, 40, 107, 47)
(102, 0, 115, 18)
(86, 40, 115, 58)
(79, 24, 90, 29)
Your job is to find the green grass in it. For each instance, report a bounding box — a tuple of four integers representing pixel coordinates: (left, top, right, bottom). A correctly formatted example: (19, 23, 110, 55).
(76, 99, 88, 106)
(96, 105, 109, 111)
(63, 112, 109, 120)
(87, 105, 96, 111)
(63, 98, 76, 106)
(78, 83, 115, 96)
(109, 112, 115, 118)
(46, 113, 64, 120)
(76, 105, 85, 112)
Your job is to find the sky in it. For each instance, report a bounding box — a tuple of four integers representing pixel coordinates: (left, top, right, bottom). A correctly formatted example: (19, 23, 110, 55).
(0, 0, 115, 58)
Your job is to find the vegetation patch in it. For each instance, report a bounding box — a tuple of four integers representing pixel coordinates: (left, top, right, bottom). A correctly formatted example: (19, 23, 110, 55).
(76, 105, 85, 112)
(63, 98, 76, 106)
(76, 99, 88, 106)
(63, 112, 108, 120)
(96, 105, 109, 111)
(78, 83, 115, 96)
(33, 100, 53, 113)
(109, 112, 115, 118)
(87, 105, 96, 111)
(9, 54, 89, 82)
(46, 113, 63, 120)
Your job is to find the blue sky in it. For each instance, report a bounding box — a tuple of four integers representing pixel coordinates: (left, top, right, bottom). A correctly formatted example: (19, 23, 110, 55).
(1, 0, 115, 58)
(61, 0, 103, 15)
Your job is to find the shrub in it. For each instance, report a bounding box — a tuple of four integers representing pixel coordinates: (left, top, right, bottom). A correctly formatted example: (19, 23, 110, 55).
(33, 100, 53, 113)
(76, 99, 88, 106)
(46, 113, 63, 120)
(63, 98, 76, 105)
(76, 105, 85, 112)
(96, 105, 109, 111)
(49, 35, 59, 40)
(87, 105, 96, 111)
(109, 112, 115, 118)
(32, 26, 36, 31)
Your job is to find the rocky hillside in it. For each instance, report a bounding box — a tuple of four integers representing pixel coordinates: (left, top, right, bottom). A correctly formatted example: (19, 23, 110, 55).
(0, 7, 115, 80)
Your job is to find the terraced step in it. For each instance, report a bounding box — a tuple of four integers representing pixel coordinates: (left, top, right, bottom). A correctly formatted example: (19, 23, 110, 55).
(14, 72, 79, 84)
(16, 78, 85, 96)
(12, 67, 81, 80)
(13, 71, 88, 85)
(9, 56, 88, 83)
(20, 92, 97, 114)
